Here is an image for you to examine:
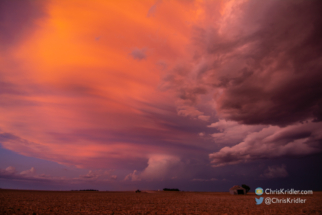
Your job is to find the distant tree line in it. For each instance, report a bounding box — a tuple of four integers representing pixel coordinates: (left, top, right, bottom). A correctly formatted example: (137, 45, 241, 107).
(71, 189, 99, 191)
(163, 188, 180, 191)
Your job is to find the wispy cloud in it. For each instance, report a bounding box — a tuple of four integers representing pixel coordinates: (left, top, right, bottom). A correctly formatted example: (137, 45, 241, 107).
(192, 178, 217, 182)
(130, 48, 147, 60)
(260, 165, 288, 179)
(147, 0, 162, 17)
(0, 166, 117, 184)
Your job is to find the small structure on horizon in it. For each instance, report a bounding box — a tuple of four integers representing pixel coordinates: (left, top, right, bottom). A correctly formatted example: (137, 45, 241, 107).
(135, 189, 141, 193)
(163, 188, 180, 191)
(229, 185, 246, 195)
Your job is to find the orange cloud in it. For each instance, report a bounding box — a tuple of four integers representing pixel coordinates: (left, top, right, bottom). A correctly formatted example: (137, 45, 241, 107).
(0, 0, 225, 170)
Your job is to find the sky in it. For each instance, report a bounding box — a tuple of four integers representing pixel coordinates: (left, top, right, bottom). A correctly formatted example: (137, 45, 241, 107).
(0, 0, 322, 192)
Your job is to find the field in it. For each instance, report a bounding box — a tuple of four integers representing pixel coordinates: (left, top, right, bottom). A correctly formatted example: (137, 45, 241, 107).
(0, 189, 321, 214)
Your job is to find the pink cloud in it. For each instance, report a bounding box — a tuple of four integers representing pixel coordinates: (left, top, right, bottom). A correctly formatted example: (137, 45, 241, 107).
(124, 154, 184, 181)
(5, 166, 16, 174)
(0, 0, 209, 171)
(0, 166, 117, 184)
(140, 155, 183, 180)
(260, 164, 288, 179)
(209, 121, 322, 167)
(124, 170, 141, 182)
(20, 167, 36, 176)
(208, 119, 267, 145)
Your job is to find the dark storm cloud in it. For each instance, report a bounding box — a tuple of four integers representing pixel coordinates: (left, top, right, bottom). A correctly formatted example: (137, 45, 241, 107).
(164, 0, 322, 126)
(154, 0, 322, 166)
(0, 0, 47, 49)
(219, 0, 322, 125)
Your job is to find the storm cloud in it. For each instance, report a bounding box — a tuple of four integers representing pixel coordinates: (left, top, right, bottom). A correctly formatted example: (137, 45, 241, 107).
(1, 0, 322, 190)
(158, 0, 322, 166)
(165, 0, 322, 126)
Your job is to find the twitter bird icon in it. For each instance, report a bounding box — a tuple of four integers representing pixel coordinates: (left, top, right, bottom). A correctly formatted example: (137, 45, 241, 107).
(255, 197, 264, 205)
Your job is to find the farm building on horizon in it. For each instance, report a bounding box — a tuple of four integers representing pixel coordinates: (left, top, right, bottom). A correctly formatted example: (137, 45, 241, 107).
(229, 185, 246, 195)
